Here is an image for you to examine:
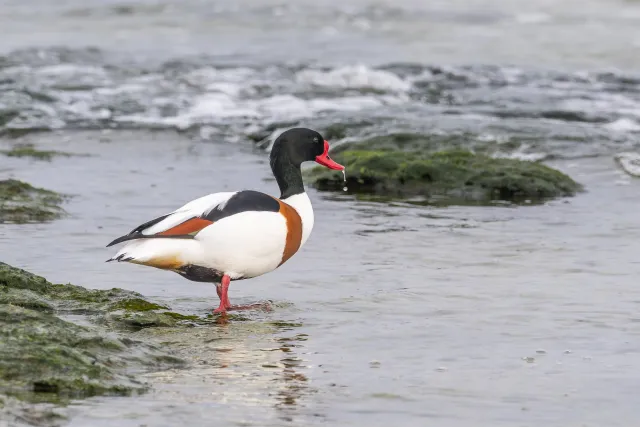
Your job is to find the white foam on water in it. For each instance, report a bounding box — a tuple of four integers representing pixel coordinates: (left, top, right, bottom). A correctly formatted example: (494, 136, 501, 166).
(182, 67, 256, 87)
(205, 82, 244, 97)
(94, 83, 149, 96)
(562, 94, 640, 118)
(126, 91, 407, 130)
(493, 149, 548, 162)
(62, 101, 111, 120)
(605, 118, 640, 132)
(296, 65, 411, 93)
(35, 64, 109, 79)
(614, 152, 640, 177)
(257, 95, 311, 118)
(34, 64, 112, 88)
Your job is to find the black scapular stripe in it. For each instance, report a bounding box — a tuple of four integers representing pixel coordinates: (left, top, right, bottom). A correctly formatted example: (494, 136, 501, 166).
(106, 231, 193, 247)
(106, 190, 280, 247)
(202, 190, 280, 222)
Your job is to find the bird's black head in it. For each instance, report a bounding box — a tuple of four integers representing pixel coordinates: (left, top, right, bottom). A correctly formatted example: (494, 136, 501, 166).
(270, 128, 344, 171)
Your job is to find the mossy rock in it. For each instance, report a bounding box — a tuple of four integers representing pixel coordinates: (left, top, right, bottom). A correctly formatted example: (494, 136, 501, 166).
(0, 262, 209, 404)
(0, 304, 146, 401)
(0, 144, 75, 161)
(0, 263, 201, 326)
(307, 149, 582, 204)
(0, 179, 67, 223)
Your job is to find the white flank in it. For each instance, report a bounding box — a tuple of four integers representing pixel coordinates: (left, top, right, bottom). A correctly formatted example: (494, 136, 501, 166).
(195, 211, 288, 279)
(282, 192, 314, 246)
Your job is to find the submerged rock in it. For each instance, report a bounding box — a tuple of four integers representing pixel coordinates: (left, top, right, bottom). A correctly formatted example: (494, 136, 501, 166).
(0, 262, 194, 406)
(614, 152, 640, 177)
(0, 179, 67, 223)
(0, 143, 75, 161)
(307, 149, 581, 204)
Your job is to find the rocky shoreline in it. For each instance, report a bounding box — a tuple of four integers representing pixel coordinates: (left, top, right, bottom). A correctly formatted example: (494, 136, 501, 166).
(0, 262, 213, 416)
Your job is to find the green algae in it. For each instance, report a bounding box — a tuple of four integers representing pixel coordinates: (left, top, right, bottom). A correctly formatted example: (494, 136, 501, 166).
(307, 148, 581, 204)
(0, 288, 54, 312)
(103, 311, 180, 330)
(162, 311, 201, 321)
(0, 263, 201, 325)
(0, 144, 75, 161)
(0, 262, 205, 406)
(109, 298, 170, 312)
(0, 304, 146, 401)
(0, 179, 67, 223)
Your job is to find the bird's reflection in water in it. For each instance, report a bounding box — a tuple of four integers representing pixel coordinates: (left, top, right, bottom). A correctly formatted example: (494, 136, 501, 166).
(270, 332, 313, 421)
(136, 315, 317, 424)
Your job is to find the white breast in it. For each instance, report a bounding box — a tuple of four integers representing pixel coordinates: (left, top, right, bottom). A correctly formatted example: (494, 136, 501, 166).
(282, 192, 314, 247)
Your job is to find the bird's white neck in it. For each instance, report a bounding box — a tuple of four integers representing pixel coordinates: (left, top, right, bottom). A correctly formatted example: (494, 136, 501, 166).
(282, 192, 314, 246)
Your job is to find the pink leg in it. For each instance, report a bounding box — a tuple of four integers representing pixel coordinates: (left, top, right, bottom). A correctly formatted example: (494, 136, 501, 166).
(213, 275, 271, 313)
(222, 275, 231, 309)
(213, 275, 231, 314)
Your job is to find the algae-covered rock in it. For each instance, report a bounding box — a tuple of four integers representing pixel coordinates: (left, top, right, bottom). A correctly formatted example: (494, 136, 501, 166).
(0, 262, 195, 404)
(307, 149, 581, 204)
(0, 179, 67, 223)
(0, 304, 145, 400)
(0, 144, 75, 161)
(0, 263, 197, 328)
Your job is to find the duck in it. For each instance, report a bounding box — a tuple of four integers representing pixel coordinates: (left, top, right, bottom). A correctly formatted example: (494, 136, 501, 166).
(106, 128, 344, 314)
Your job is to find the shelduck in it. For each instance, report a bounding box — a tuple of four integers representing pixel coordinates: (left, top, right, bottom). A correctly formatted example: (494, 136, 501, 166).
(106, 128, 345, 313)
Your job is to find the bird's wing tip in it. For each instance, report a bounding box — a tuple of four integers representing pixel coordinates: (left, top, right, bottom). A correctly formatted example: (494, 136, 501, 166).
(106, 234, 135, 247)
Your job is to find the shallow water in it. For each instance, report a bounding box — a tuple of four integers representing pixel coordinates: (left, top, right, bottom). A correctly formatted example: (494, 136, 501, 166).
(3, 0, 640, 425)
(2, 131, 640, 426)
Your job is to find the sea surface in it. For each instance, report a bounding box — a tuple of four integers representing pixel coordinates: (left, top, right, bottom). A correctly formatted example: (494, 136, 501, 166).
(2, 0, 640, 426)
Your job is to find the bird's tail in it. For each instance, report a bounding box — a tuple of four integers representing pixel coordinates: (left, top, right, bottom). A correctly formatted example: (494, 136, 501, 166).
(106, 239, 199, 270)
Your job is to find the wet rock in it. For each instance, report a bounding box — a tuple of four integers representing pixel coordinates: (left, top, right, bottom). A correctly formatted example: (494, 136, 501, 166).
(1, 143, 75, 161)
(0, 262, 199, 405)
(0, 179, 67, 223)
(0, 304, 146, 400)
(0, 262, 202, 328)
(307, 149, 581, 204)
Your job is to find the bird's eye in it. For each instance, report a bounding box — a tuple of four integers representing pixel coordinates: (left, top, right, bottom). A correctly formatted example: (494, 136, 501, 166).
(313, 137, 319, 143)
